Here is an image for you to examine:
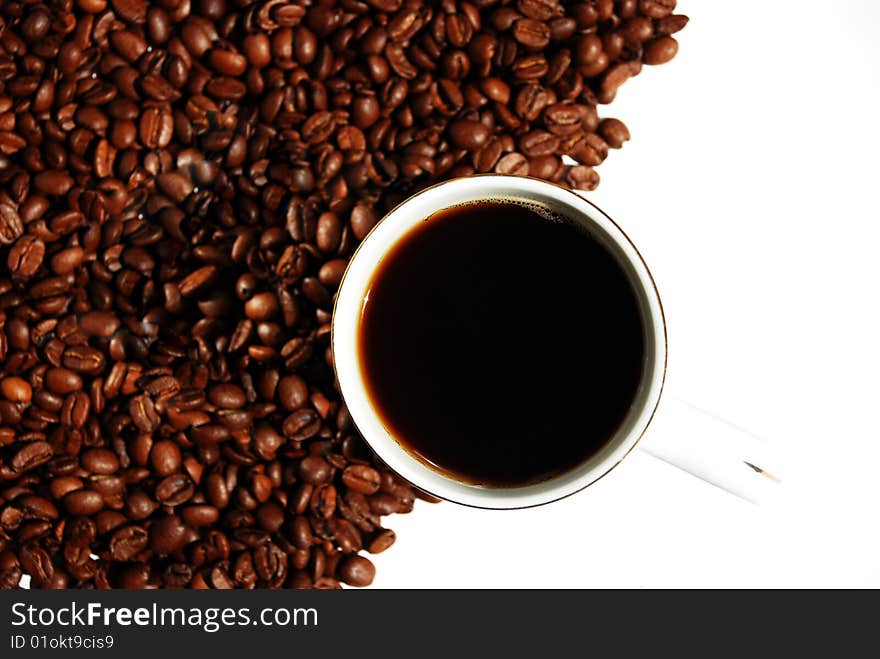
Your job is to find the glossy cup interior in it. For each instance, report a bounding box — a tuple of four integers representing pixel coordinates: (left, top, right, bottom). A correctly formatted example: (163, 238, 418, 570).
(332, 175, 666, 509)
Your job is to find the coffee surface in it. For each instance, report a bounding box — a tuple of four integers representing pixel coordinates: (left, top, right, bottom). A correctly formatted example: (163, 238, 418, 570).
(359, 201, 646, 487)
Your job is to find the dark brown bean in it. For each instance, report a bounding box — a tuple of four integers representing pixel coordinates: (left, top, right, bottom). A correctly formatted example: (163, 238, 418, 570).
(639, 0, 676, 19)
(63, 489, 104, 516)
(150, 440, 182, 477)
(0, 203, 23, 245)
(449, 119, 491, 149)
(155, 473, 194, 506)
(338, 555, 375, 587)
(244, 292, 279, 321)
(150, 515, 187, 556)
(11, 442, 53, 473)
(62, 346, 106, 375)
(8, 235, 45, 279)
(513, 19, 552, 49)
(342, 465, 382, 495)
(644, 36, 679, 65)
(1, 377, 31, 403)
(598, 118, 631, 148)
(81, 448, 120, 475)
(208, 384, 247, 410)
(283, 409, 322, 441)
(110, 525, 149, 561)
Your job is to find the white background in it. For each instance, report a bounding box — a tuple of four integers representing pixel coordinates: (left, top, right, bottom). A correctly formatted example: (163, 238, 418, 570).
(372, 0, 880, 588)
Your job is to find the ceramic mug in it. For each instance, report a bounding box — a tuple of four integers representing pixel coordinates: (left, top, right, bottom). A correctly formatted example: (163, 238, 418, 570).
(333, 175, 780, 508)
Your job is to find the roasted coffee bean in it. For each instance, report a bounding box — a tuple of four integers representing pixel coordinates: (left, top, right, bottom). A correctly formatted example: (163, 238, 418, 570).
(283, 409, 321, 441)
(1, 377, 32, 404)
(8, 235, 45, 279)
(110, 525, 149, 561)
(644, 36, 679, 65)
(0, 203, 23, 245)
(62, 346, 105, 375)
(449, 119, 491, 149)
(208, 384, 247, 410)
(151, 440, 182, 477)
(513, 19, 552, 50)
(63, 489, 104, 516)
(81, 448, 120, 475)
(639, 0, 676, 20)
(129, 395, 160, 433)
(495, 152, 529, 175)
(599, 118, 631, 148)
(60, 391, 91, 428)
(149, 515, 187, 556)
(566, 164, 601, 190)
(656, 14, 689, 36)
(342, 465, 382, 495)
(11, 441, 53, 473)
(338, 554, 375, 587)
(156, 473, 194, 506)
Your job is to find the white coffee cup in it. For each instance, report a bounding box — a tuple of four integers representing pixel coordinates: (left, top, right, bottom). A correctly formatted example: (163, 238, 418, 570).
(333, 175, 780, 508)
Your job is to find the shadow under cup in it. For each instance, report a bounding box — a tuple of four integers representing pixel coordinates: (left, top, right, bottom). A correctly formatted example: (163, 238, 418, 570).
(333, 176, 666, 509)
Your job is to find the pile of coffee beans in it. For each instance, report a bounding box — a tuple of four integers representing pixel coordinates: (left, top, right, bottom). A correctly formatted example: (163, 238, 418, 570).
(0, 0, 686, 589)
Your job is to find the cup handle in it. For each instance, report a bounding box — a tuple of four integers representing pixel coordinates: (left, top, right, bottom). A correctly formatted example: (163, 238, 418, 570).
(637, 397, 782, 503)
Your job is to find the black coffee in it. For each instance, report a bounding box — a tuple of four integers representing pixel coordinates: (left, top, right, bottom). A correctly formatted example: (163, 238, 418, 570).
(358, 200, 646, 487)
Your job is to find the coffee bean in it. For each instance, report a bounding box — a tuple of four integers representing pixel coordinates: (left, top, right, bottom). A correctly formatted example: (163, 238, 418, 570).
(599, 118, 631, 148)
(0, 203, 23, 245)
(644, 36, 679, 65)
(244, 291, 279, 321)
(181, 505, 219, 527)
(33, 171, 74, 196)
(62, 345, 106, 375)
(178, 266, 217, 297)
(519, 130, 561, 157)
(11, 441, 53, 473)
(207, 384, 247, 410)
(639, 0, 676, 20)
(367, 528, 396, 554)
(283, 409, 321, 441)
(209, 49, 248, 77)
(566, 164, 600, 190)
(110, 525, 149, 561)
(156, 473, 194, 506)
(45, 368, 82, 395)
(81, 448, 120, 475)
(513, 19, 552, 50)
(342, 465, 382, 495)
(495, 152, 529, 175)
(150, 515, 187, 555)
(61, 391, 91, 428)
(78, 311, 120, 337)
(139, 107, 173, 149)
(350, 204, 379, 240)
(150, 440, 182, 477)
(1, 377, 32, 403)
(338, 554, 375, 587)
(19, 544, 55, 586)
(277, 375, 308, 411)
(129, 395, 159, 432)
(299, 456, 332, 485)
(63, 489, 104, 516)
(8, 235, 45, 279)
(449, 119, 491, 149)
(656, 14, 689, 36)
(111, 0, 148, 23)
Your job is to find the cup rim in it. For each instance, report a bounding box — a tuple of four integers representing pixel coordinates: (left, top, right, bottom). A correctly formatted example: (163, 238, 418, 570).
(332, 175, 667, 509)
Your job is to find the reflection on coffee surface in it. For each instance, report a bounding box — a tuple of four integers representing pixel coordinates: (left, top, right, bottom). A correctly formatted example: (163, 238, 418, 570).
(359, 200, 646, 487)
